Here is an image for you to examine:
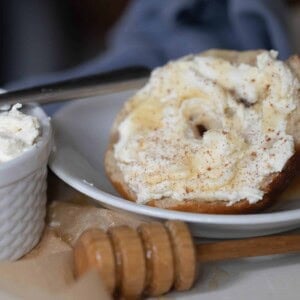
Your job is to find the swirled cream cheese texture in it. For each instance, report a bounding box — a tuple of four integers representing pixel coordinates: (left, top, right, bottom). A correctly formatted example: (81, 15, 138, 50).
(114, 51, 299, 205)
(0, 104, 40, 163)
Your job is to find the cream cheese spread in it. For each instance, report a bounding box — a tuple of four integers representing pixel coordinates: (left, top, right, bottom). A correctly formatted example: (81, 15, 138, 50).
(0, 104, 40, 163)
(113, 50, 299, 205)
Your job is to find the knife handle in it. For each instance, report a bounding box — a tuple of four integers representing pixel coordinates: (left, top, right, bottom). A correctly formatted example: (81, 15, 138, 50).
(0, 66, 150, 106)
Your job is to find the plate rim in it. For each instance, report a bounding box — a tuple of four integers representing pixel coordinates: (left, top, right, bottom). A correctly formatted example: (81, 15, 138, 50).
(49, 92, 300, 227)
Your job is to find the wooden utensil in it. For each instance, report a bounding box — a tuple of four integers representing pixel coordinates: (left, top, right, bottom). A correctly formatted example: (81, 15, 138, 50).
(73, 221, 300, 299)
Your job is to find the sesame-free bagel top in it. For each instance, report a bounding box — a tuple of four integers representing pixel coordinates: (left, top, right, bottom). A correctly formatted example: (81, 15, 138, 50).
(108, 50, 300, 208)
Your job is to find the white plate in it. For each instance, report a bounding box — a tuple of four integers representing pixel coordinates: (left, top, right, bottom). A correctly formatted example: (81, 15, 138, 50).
(49, 90, 300, 238)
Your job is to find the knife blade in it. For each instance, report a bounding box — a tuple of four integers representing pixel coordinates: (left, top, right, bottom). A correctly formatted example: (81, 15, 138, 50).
(0, 67, 150, 106)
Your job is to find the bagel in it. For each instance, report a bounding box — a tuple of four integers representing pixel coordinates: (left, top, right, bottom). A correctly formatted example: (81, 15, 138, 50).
(105, 50, 300, 214)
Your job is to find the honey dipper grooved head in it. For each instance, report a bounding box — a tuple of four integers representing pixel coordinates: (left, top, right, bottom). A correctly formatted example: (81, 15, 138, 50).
(73, 228, 116, 294)
(165, 220, 197, 291)
(108, 225, 146, 299)
(138, 222, 175, 296)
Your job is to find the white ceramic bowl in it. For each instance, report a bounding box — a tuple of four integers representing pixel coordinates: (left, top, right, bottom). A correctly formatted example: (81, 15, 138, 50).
(0, 104, 52, 260)
(50, 91, 300, 239)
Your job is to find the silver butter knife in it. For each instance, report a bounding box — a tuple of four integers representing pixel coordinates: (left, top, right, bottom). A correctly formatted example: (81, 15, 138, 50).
(0, 67, 150, 106)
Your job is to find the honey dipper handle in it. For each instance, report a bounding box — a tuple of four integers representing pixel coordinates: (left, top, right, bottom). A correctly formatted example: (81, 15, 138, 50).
(197, 233, 300, 262)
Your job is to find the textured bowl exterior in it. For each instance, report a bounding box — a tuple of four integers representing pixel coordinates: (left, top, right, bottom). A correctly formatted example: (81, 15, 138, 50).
(0, 166, 47, 260)
(0, 104, 52, 260)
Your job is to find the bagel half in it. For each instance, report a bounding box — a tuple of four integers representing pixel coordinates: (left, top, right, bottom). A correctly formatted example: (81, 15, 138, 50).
(105, 50, 300, 214)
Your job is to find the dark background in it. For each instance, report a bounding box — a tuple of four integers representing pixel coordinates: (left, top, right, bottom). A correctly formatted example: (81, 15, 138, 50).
(0, 0, 299, 87)
(0, 0, 130, 85)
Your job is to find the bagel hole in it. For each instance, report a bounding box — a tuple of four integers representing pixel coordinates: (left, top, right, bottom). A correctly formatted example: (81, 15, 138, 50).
(188, 116, 208, 138)
(195, 124, 207, 137)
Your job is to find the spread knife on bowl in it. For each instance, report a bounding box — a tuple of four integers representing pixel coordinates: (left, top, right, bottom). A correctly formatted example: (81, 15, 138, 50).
(0, 67, 150, 106)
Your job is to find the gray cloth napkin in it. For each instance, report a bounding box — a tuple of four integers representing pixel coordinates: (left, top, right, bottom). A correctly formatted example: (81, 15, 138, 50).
(5, 0, 292, 114)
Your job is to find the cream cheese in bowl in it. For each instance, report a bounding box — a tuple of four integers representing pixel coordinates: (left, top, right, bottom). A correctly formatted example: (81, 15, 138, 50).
(0, 103, 52, 260)
(0, 104, 40, 163)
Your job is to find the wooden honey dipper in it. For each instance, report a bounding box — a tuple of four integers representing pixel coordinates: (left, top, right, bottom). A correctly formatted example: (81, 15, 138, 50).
(74, 221, 300, 299)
